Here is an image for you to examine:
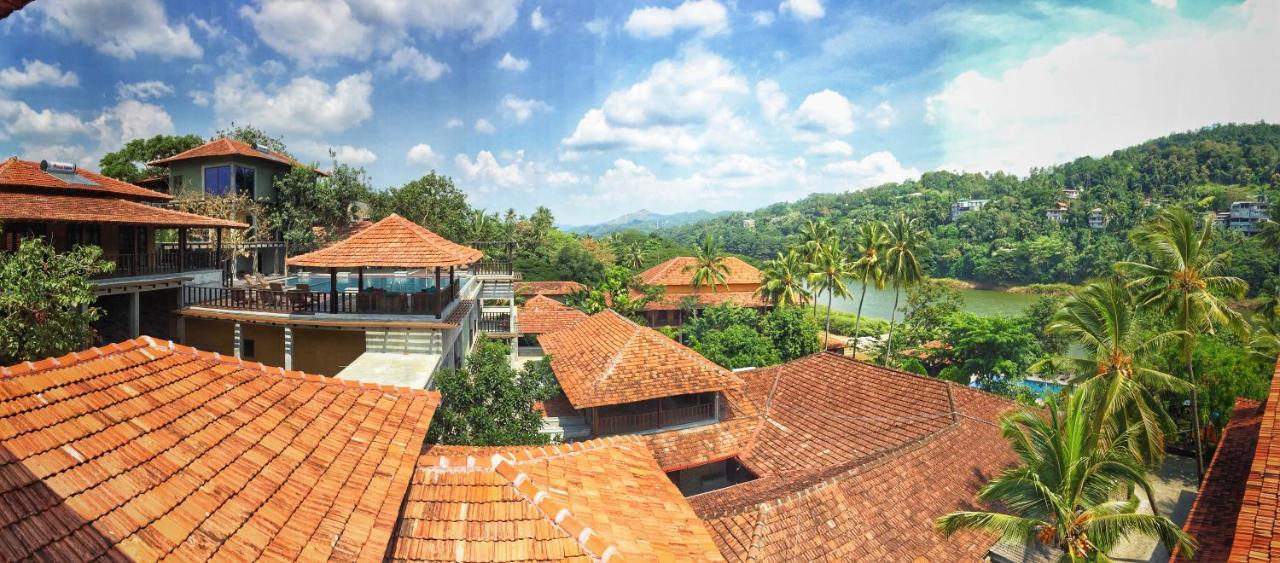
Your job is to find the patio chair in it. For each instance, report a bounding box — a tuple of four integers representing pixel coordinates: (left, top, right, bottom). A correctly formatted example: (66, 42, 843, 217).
(230, 288, 249, 308)
(263, 282, 285, 308)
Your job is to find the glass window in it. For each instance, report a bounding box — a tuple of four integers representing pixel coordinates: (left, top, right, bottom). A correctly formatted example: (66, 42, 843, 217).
(67, 224, 101, 248)
(171, 174, 183, 194)
(235, 165, 256, 197)
(204, 165, 231, 196)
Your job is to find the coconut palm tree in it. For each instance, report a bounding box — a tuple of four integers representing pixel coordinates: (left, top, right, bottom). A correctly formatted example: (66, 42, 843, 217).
(1258, 219, 1280, 275)
(1038, 279, 1188, 467)
(1117, 207, 1248, 478)
(757, 250, 812, 307)
(807, 244, 855, 349)
(685, 233, 731, 295)
(618, 241, 649, 270)
(849, 221, 889, 355)
(882, 214, 929, 365)
(936, 389, 1196, 562)
(798, 220, 837, 315)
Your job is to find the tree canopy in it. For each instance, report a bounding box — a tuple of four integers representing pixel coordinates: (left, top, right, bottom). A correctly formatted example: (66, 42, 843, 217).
(98, 133, 205, 183)
(0, 239, 112, 364)
(427, 340, 559, 446)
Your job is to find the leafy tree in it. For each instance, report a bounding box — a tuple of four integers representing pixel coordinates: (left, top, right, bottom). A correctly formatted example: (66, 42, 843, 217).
(268, 163, 374, 254)
(98, 133, 205, 183)
(1026, 295, 1070, 356)
(427, 340, 558, 446)
(882, 214, 930, 364)
(682, 303, 762, 345)
(685, 233, 731, 294)
(1039, 280, 1186, 467)
(756, 250, 811, 307)
(900, 279, 962, 350)
(943, 312, 1040, 394)
(691, 324, 780, 370)
(374, 172, 472, 242)
(807, 243, 854, 349)
(0, 239, 113, 363)
(762, 306, 820, 361)
(1118, 207, 1248, 477)
(1157, 334, 1272, 430)
(849, 221, 889, 356)
(213, 122, 290, 157)
(937, 390, 1196, 561)
(553, 244, 606, 285)
(566, 266, 662, 318)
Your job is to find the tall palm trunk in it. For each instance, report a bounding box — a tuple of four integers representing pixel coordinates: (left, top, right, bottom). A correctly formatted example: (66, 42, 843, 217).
(884, 280, 901, 366)
(851, 272, 870, 355)
(1182, 296, 1204, 480)
(824, 288, 834, 349)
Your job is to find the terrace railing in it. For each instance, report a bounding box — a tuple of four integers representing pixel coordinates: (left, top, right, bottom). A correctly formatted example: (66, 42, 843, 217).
(478, 311, 513, 333)
(183, 280, 461, 317)
(593, 402, 716, 437)
(96, 249, 223, 279)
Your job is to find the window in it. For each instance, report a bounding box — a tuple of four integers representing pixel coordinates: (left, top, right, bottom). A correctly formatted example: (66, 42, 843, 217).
(67, 224, 101, 248)
(171, 174, 183, 194)
(234, 165, 255, 198)
(243, 339, 256, 358)
(204, 165, 231, 196)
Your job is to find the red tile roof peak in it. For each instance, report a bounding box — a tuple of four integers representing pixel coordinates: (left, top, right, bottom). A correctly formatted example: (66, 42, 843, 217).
(0, 191, 248, 228)
(286, 213, 484, 268)
(0, 157, 171, 200)
(640, 256, 762, 287)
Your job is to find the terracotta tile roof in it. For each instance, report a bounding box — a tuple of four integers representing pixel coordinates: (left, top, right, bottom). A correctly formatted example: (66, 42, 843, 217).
(645, 386, 762, 471)
(680, 353, 1020, 561)
(1172, 397, 1264, 563)
(517, 295, 587, 335)
(642, 290, 769, 311)
(147, 138, 293, 167)
(287, 213, 483, 269)
(0, 191, 248, 229)
(0, 157, 170, 201)
(639, 256, 762, 287)
(0, 0, 36, 19)
(537, 310, 743, 409)
(0, 336, 439, 561)
(516, 281, 587, 296)
(388, 436, 726, 562)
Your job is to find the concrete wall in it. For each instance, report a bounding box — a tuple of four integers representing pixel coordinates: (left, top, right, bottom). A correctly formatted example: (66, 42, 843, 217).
(183, 318, 235, 356)
(240, 324, 285, 368)
(293, 328, 364, 376)
(365, 329, 443, 354)
(167, 156, 289, 201)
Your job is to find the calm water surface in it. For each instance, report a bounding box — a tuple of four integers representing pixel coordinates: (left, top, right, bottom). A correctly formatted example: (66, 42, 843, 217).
(823, 281, 1040, 320)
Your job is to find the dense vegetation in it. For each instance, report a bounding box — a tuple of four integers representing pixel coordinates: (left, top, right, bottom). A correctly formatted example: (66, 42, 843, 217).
(0, 239, 113, 364)
(660, 123, 1280, 292)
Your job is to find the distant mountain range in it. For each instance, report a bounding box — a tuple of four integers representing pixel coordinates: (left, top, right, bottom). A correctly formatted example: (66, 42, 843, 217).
(564, 209, 730, 236)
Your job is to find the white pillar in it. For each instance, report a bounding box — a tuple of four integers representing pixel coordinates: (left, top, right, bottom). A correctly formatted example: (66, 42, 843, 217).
(129, 291, 140, 338)
(233, 322, 243, 359)
(175, 317, 185, 343)
(283, 326, 293, 370)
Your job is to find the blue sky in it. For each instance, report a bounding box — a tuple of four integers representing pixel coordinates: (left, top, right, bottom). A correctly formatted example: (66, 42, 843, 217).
(1, 0, 1276, 225)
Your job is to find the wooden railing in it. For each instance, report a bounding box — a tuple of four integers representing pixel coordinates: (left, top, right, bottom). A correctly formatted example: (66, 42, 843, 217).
(593, 402, 716, 436)
(96, 249, 223, 278)
(471, 259, 513, 276)
(479, 312, 513, 333)
(184, 281, 460, 316)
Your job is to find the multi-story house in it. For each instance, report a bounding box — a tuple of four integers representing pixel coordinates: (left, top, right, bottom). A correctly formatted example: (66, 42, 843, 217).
(177, 213, 515, 382)
(950, 199, 989, 221)
(636, 256, 768, 327)
(1046, 202, 1068, 224)
(0, 157, 246, 343)
(148, 137, 301, 200)
(1088, 208, 1107, 229)
(1227, 199, 1270, 234)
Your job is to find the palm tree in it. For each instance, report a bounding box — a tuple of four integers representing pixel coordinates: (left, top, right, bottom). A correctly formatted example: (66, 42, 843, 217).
(619, 241, 648, 270)
(1117, 207, 1247, 479)
(849, 221, 889, 356)
(1038, 279, 1188, 467)
(757, 250, 811, 307)
(807, 244, 855, 349)
(1258, 219, 1280, 275)
(882, 214, 929, 365)
(685, 233, 731, 295)
(937, 390, 1196, 562)
(798, 220, 837, 315)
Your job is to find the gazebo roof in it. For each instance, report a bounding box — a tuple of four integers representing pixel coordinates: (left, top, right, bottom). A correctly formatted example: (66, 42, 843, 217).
(286, 213, 483, 269)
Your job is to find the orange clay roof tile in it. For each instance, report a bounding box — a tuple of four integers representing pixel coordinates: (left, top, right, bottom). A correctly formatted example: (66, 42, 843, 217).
(517, 295, 588, 335)
(641, 290, 769, 311)
(0, 157, 171, 200)
(0, 191, 247, 228)
(516, 281, 587, 296)
(287, 213, 483, 269)
(638, 256, 761, 287)
(537, 309, 742, 409)
(0, 336, 438, 562)
(147, 137, 293, 167)
(388, 435, 726, 562)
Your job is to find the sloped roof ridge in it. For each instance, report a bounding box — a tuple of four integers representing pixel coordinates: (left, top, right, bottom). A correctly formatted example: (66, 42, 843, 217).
(418, 437, 649, 563)
(0, 335, 437, 399)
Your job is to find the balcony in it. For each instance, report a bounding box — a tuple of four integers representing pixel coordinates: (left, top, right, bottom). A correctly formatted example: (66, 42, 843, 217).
(479, 311, 514, 333)
(183, 280, 461, 317)
(95, 249, 224, 279)
(592, 394, 718, 437)
(466, 241, 516, 277)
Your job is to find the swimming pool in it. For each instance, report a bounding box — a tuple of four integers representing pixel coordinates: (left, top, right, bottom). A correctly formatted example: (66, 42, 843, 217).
(1020, 378, 1068, 397)
(288, 273, 460, 293)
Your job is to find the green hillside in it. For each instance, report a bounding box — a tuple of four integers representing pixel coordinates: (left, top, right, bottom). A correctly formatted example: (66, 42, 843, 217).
(659, 123, 1280, 292)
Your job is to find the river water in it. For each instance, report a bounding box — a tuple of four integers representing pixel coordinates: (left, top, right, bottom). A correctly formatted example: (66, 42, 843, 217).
(823, 281, 1041, 320)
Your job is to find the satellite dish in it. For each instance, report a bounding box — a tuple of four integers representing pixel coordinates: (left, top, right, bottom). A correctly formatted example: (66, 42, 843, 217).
(348, 201, 371, 222)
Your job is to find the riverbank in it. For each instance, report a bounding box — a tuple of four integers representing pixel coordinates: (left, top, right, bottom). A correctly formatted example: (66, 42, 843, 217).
(932, 277, 1077, 296)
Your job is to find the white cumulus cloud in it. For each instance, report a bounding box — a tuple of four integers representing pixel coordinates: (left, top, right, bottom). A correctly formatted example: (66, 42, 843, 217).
(474, 118, 496, 134)
(35, 0, 202, 60)
(214, 72, 374, 135)
(530, 6, 550, 32)
(807, 140, 854, 156)
(752, 11, 776, 26)
(386, 46, 450, 81)
(445, 118, 464, 129)
(497, 53, 530, 72)
(406, 144, 440, 167)
(793, 89, 856, 135)
(116, 80, 174, 101)
(0, 99, 89, 142)
(455, 150, 528, 191)
(866, 101, 896, 129)
(822, 151, 919, 187)
(0, 60, 79, 90)
(925, 0, 1280, 173)
(501, 96, 551, 123)
(779, 0, 824, 21)
(293, 141, 378, 165)
(624, 0, 728, 39)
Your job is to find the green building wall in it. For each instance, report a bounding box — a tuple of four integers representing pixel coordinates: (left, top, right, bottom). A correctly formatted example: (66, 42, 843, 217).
(166, 156, 290, 201)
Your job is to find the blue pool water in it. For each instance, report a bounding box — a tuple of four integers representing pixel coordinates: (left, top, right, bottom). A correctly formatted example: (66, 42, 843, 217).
(288, 274, 454, 293)
(1020, 378, 1068, 397)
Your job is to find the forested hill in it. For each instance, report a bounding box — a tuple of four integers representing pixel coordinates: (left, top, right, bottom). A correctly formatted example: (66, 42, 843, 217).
(657, 123, 1280, 291)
